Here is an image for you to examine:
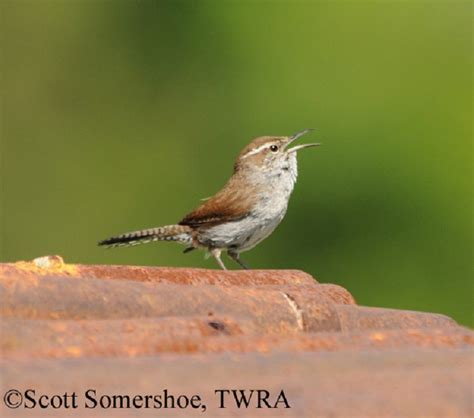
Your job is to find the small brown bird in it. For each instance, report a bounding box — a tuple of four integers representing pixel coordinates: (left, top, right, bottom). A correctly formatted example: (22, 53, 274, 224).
(99, 129, 319, 269)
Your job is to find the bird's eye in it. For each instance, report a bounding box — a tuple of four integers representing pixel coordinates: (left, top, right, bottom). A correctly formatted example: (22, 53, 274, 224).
(270, 145, 279, 152)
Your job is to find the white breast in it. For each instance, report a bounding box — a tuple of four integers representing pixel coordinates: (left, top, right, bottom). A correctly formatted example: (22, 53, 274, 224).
(201, 154, 298, 252)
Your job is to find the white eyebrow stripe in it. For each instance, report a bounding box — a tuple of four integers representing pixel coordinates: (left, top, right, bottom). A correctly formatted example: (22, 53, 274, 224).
(241, 143, 272, 159)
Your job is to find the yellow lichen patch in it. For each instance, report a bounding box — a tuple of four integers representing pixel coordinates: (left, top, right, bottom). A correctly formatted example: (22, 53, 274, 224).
(65, 346, 82, 357)
(370, 332, 386, 342)
(13, 255, 79, 277)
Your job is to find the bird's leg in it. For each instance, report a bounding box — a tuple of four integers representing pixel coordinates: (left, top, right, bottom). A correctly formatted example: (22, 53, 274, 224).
(228, 250, 250, 269)
(210, 248, 227, 270)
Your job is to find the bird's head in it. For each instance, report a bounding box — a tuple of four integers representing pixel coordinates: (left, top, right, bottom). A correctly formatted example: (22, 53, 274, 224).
(234, 129, 319, 175)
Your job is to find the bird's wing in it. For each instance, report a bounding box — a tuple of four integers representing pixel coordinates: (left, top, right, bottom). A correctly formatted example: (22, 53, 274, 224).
(179, 176, 253, 228)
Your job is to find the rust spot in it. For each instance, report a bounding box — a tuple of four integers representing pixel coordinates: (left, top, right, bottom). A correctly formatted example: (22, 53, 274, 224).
(207, 321, 227, 333)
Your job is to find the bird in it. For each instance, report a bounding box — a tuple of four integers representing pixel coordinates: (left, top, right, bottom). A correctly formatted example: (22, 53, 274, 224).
(98, 129, 319, 269)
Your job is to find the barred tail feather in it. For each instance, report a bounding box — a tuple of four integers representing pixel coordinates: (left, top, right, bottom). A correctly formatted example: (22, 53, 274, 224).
(98, 224, 192, 248)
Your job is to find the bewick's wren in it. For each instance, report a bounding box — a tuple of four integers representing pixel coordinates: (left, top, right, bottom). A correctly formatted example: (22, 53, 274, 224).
(99, 129, 319, 269)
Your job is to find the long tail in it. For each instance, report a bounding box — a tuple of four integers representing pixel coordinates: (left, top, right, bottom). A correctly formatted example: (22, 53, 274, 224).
(98, 224, 192, 248)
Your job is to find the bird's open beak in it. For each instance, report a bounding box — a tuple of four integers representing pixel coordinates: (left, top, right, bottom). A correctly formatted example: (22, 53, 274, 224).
(286, 128, 320, 153)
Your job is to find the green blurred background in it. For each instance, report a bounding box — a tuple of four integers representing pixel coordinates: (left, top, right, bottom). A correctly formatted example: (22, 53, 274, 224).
(1, 1, 472, 326)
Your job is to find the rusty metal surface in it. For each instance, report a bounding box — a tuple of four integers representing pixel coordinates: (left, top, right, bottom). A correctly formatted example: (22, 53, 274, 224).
(1, 256, 472, 417)
(0, 256, 317, 286)
(299, 304, 457, 332)
(1, 273, 453, 332)
(335, 304, 458, 330)
(1, 349, 472, 417)
(2, 318, 472, 359)
(1, 276, 351, 333)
